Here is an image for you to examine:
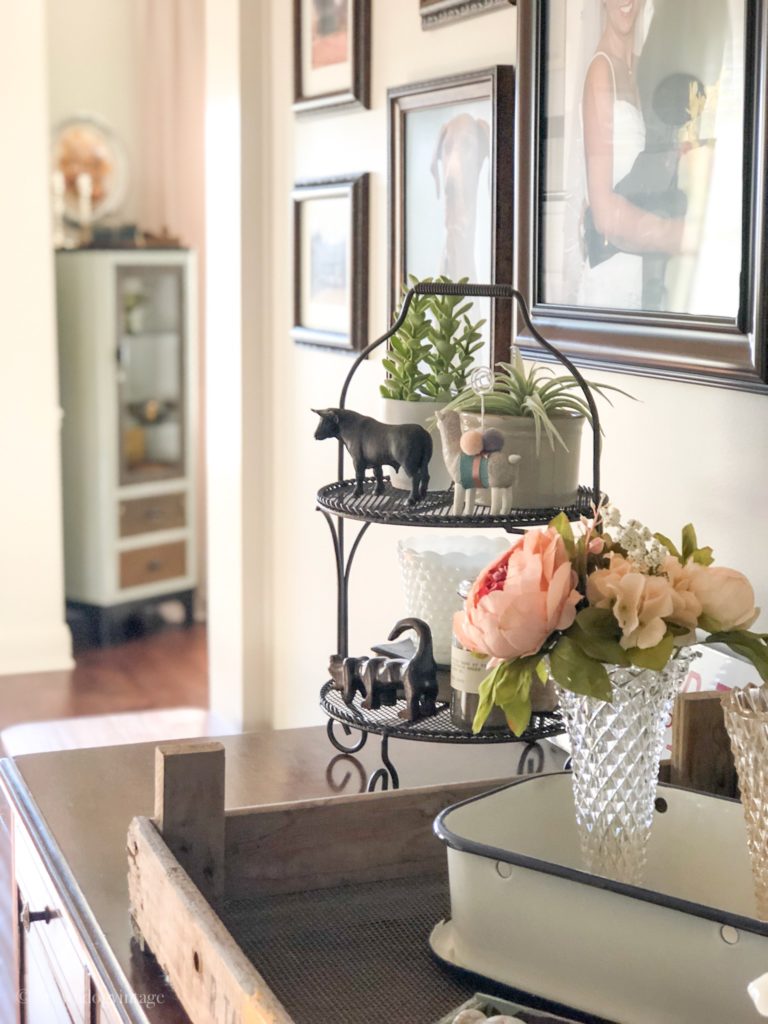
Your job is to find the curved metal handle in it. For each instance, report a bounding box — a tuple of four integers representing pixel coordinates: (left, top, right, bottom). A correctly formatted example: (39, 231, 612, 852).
(337, 283, 601, 505)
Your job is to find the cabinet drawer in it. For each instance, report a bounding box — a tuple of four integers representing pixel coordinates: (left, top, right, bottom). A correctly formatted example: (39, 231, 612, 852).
(119, 541, 186, 589)
(14, 819, 88, 1023)
(119, 493, 186, 537)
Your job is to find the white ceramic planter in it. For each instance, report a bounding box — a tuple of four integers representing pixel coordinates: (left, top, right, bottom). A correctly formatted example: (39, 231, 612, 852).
(432, 774, 768, 1024)
(458, 411, 585, 508)
(381, 397, 452, 492)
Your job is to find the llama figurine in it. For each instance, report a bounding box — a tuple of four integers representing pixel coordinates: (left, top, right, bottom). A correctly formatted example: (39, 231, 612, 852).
(436, 408, 522, 516)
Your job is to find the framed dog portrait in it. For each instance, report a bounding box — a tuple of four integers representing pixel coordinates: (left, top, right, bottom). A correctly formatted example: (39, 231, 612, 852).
(292, 174, 369, 352)
(388, 67, 515, 365)
(419, 0, 515, 30)
(293, 0, 371, 111)
(515, 0, 768, 390)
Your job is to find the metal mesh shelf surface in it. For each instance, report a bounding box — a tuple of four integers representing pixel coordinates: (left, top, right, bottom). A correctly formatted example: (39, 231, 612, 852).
(321, 680, 565, 745)
(316, 479, 598, 528)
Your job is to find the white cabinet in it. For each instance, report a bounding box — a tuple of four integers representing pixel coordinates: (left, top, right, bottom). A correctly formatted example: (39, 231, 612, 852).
(55, 250, 197, 644)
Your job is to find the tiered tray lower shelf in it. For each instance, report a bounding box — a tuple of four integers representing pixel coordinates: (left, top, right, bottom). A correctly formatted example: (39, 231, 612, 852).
(321, 681, 564, 746)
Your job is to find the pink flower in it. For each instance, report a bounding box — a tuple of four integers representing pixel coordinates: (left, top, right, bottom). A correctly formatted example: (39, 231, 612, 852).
(687, 565, 758, 631)
(456, 528, 580, 660)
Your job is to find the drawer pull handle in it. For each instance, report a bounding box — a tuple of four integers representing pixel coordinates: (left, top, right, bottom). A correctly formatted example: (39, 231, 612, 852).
(143, 508, 164, 521)
(147, 559, 163, 572)
(20, 902, 60, 932)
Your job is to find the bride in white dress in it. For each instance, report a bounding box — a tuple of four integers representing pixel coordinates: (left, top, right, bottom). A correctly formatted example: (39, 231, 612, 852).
(578, 0, 684, 311)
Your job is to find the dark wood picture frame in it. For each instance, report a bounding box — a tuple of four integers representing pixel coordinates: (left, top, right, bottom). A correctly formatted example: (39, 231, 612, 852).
(293, 0, 371, 112)
(420, 0, 515, 30)
(292, 173, 369, 353)
(515, 0, 768, 392)
(388, 66, 515, 365)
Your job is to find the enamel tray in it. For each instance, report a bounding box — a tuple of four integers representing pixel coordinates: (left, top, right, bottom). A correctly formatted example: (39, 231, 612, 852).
(432, 773, 768, 1024)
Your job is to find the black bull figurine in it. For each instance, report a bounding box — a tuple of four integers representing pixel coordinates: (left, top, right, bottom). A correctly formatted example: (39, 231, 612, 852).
(313, 407, 432, 504)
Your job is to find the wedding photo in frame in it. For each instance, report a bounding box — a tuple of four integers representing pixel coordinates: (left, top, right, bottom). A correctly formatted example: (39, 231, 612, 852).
(292, 174, 369, 352)
(293, 0, 370, 112)
(515, 0, 768, 390)
(388, 66, 515, 365)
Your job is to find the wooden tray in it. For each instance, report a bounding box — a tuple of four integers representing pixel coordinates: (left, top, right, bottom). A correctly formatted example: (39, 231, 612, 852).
(128, 741, 497, 1024)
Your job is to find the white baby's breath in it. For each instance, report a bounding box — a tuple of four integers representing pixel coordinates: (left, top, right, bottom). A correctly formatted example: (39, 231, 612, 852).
(603, 505, 668, 573)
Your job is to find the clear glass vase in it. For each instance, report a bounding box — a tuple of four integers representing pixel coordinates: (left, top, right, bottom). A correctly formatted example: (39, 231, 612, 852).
(558, 651, 695, 886)
(721, 685, 768, 920)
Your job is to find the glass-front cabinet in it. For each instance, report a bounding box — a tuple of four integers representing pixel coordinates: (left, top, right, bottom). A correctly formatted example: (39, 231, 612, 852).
(56, 250, 197, 645)
(116, 266, 186, 484)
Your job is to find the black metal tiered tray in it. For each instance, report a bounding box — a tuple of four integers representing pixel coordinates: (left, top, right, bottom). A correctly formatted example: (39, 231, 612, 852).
(317, 479, 597, 529)
(321, 681, 565, 790)
(317, 283, 604, 789)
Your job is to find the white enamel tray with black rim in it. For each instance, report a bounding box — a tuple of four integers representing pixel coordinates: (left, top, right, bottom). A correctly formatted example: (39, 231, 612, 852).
(431, 773, 768, 1024)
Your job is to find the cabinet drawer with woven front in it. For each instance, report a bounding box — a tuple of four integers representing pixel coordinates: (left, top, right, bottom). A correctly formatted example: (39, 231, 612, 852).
(119, 492, 186, 537)
(119, 541, 186, 589)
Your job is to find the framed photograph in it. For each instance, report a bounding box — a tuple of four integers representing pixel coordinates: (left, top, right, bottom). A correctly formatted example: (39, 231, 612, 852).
(293, 0, 370, 112)
(516, 0, 768, 390)
(419, 0, 515, 30)
(292, 174, 369, 352)
(388, 67, 515, 365)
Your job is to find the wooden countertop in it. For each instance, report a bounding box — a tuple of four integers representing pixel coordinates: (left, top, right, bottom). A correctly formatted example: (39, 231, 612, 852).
(1, 726, 566, 1022)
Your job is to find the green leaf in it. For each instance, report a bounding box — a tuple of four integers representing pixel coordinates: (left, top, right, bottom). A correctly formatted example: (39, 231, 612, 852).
(576, 606, 621, 640)
(703, 630, 768, 681)
(500, 696, 533, 738)
(471, 656, 540, 736)
(681, 524, 698, 564)
(653, 532, 681, 560)
(569, 622, 630, 666)
(550, 636, 612, 700)
(549, 511, 575, 555)
(691, 546, 714, 567)
(626, 632, 675, 671)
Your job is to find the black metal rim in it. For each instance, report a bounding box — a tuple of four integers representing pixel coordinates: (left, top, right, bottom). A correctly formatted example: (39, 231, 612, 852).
(320, 681, 564, 745)
(316, 480, 600, 529)
(433, 774, 768, 938)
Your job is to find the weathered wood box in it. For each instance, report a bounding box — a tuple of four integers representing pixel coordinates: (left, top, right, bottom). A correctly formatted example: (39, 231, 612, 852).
(127, 741, 493, 1024)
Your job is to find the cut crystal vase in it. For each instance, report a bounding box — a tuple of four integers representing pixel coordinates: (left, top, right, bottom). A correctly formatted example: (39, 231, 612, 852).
(721, 685, 768, 921)
(558, 652, 695, 886)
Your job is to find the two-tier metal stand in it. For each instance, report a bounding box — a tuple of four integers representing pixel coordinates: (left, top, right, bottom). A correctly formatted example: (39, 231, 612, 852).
(316, 283, 604, 791)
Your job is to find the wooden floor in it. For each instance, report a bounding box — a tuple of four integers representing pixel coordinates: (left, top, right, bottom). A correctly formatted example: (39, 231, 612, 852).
(0, 624, 207, 743)
(0, 625, 207, 1024)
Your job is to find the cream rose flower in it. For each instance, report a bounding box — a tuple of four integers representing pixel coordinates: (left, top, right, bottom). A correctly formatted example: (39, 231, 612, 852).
(687, 565, 758, 631)
(662, 555, 703, 630)
(587, 554, 676, 649)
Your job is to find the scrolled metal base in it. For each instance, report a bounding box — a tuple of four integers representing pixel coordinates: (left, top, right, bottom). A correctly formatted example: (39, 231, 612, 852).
(326, 718, 368, 754)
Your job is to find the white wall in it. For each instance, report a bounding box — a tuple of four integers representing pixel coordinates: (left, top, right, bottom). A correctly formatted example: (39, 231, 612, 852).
(249, 0, 768, 729)
(0, 0, 72, 674)
(46, 0, 142, 222)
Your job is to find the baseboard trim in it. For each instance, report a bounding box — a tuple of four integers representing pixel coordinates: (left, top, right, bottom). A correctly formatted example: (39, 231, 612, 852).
(0, 622, 74, 676)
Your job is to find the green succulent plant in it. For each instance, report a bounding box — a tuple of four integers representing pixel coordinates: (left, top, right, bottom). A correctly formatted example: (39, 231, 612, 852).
(441, 347, 633, 452)
(380, 276, 486, 403)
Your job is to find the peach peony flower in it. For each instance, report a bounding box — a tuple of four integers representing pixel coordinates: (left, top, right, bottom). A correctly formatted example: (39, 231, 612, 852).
(587, 554, 676, 649)
(455, 528, 581, 661)
(687, 565, 758, 631)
